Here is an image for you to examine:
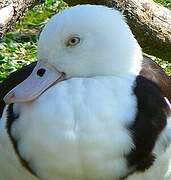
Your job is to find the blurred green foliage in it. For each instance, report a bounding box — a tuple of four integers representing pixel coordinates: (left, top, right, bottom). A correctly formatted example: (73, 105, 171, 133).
(154, 0, 171, 8)
(0, 0, 170, 82)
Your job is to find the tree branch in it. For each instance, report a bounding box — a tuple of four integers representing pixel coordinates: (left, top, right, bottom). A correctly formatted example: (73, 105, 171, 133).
(65, 0, 171, 62)
(0, 0, 43, 38)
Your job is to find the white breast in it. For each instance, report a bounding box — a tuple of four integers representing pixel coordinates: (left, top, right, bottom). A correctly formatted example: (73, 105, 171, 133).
(11, 76, 137, 180)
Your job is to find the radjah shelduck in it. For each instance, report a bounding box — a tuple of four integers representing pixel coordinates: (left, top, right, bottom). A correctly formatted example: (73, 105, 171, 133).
(0, 5, 171, 180)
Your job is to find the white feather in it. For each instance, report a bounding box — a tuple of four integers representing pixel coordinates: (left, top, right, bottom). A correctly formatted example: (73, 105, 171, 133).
(11, 76, 136, 179)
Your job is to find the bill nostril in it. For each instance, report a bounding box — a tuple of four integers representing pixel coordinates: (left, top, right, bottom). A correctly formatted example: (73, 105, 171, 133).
(37, 68, 46, 77)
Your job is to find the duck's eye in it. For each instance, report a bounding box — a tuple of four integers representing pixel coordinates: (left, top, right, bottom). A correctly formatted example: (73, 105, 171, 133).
(67, 37, 80, 47)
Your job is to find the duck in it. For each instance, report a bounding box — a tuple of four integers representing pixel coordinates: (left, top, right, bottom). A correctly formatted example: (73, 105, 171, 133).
(0, 4, 171, 180)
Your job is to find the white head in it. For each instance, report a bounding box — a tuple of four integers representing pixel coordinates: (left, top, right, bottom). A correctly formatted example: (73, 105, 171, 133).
(38, 4, 142, 77)
(4, 5, 143, 104)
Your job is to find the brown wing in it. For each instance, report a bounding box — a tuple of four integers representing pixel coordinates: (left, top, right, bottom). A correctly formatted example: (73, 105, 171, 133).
(140, 55, 171, 102)
(0, 62, 36, 116)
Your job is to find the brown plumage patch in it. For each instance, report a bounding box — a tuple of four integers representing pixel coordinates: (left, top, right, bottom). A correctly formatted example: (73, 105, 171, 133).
(126, 75, 170, 176)
(140, 56, 171, 102)
(0, 62, 36, 117)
